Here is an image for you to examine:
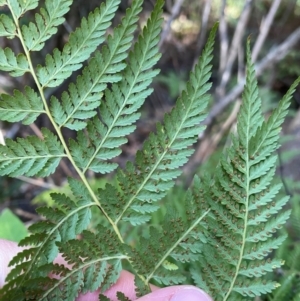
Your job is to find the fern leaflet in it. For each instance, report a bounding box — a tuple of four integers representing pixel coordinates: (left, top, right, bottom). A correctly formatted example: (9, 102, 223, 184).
(50, 0, 143, 131)
(69, 0, 162, 173)
(37, 0, 120, 88)
(194, 41, 300, 300)
(0, 86, 45, 124)
(6, 0, 39, 19)
(0, 14, 16, 38)
(22, 0, 72, 51)
(0, 128, 65, 177)
(0, 47, 29, 76)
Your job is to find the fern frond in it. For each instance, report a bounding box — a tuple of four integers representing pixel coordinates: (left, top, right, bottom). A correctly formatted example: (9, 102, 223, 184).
(0, 47, 29, 76)
(6, 0, 39, 19)
(99, 23, 217, 226)
(51, 0, 143, 131)
(69, 0, 162, 173)
(130, 176, 210, 293)
(37, 0, 120, 88)
(0, 128, 65, 177)
(0, 14, 16, 38)
(0, 86, 45, 124)
(22, 0, 72, 51)
(0, 178, 96, 300)
(196, 41, 299, 300)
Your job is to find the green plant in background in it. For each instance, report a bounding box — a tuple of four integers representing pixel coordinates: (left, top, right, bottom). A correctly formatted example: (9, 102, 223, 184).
(0, 0, 298, 300)
(0, 208, 28, 242)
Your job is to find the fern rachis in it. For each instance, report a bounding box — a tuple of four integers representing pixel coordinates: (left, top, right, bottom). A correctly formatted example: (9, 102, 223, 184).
(0, 1, 298, 300)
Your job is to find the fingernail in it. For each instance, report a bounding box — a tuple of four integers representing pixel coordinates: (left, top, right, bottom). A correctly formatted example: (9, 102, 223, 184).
(170, 287, 212, 301)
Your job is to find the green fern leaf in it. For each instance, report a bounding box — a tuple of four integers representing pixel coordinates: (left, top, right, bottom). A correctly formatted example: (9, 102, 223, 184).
(99, 23, 217, 226)
(196, 41, 299, 300)
(0, 86, 45, 124)
(0, 128, 64, 176)
(116, 292, 132, 301)
(0, 14, 16, 38)
(50, 0, 143, 131)
(242, 235, 287, 260)
(0, 47, 29, 76)
(129, 176, 210, 290)
(37, 0, 120, 88)
(6, 0, 38, 19)
(22, 0, 72, 51)
(233, 280, 279, 297)
(18, 0, 39, 15)
(69, 0, 162, 173)
(1, 178, 96, 300)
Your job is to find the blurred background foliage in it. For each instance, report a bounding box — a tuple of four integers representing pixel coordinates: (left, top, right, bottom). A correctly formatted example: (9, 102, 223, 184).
(0, 0, 300, 299)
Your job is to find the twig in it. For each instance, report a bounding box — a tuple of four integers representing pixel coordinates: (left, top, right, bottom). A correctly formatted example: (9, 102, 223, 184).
(218, 0, 228, 74)
(251, 0, 282, 62)
(17, 176, 58, 189)
(194, 100, 241, 165)
(0, 129, 4, 145)
(193, 0, 212, 67)
(159, 0, 185, 49)
(14, 208, 40, 221)
(216, 0, 253, 99)
(205, 26, 300, 126)
(29, 123, 43, 139)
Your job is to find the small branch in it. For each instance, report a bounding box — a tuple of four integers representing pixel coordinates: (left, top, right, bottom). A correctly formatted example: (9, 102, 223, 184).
(159, 0, 185, 49)
(193, 0, 212, 67)
(218, 0, 228, 74)
(216, 0, 253, 98)
(205, 26, 300, 126)
(17, 176, 58, 189)
(251, 0, 282, 62)
(195, 100, 241, 165)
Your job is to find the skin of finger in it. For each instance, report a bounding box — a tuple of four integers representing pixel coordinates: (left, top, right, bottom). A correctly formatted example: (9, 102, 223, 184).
(0, 239, 21, 287)
(134, 286, 213, 301)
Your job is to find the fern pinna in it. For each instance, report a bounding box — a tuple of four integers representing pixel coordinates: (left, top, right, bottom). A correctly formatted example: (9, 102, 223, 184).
(0, 0, 298, 300)
(191, 42, 300, 300)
